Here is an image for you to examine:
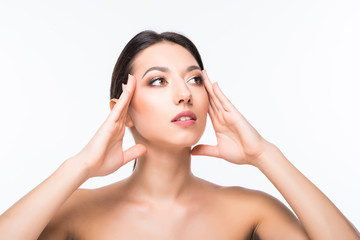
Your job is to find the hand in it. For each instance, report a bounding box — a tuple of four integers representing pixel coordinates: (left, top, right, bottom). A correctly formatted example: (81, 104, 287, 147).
(191, 70, 271, 166)
(75, 75, 146, 178)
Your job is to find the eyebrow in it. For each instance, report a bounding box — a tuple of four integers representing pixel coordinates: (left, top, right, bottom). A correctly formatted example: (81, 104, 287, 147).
(142, 66, 169, 78)
(187, 65, 201, 72)
(141, 65, 201, 79)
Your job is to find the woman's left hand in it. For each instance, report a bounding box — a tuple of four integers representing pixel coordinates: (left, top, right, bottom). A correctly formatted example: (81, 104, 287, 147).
(191, 70, 272, 166)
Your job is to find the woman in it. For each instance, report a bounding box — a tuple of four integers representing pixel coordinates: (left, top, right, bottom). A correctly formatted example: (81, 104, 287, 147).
(0, 30, 359, 240)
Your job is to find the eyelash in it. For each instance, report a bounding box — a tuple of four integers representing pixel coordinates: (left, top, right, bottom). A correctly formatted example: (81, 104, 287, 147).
(148, 75, 204, 86)
(188, 76, 204, 85)
(148, 77, 167, 86)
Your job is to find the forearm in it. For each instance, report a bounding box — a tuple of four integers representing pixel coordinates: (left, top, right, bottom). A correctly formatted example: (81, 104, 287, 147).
(0, 156, 89, 240)
(255, 143, 360, 240)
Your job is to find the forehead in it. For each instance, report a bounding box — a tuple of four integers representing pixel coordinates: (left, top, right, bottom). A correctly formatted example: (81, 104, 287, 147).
(131, 42, 199, 74)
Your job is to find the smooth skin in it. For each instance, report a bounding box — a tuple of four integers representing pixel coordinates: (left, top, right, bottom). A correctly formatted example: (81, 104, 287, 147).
(0, 42, 359, 240)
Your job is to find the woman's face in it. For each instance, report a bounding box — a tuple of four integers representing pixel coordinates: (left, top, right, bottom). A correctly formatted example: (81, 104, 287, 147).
(128, 41, 209, 148)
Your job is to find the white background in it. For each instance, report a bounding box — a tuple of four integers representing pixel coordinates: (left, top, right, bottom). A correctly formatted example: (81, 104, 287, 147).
(0, 0, 359, 229)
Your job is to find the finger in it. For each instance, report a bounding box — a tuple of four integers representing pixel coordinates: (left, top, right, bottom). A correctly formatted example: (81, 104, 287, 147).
(110, 75, 137, 122)
(203, 70, 223, 112)
(202, 69, 214, 96)
(123, 144, 147, 165)
(208, 95, 219, 112)
(123, 74, 137, 96)
(208, 90, 227, 124)
(116, 74, 136, 109)
(191, 144, 220, 158)
(207, 82, 221, 113)
(213, 82, 234, 112)
(208, 101, 223, 125)
(208, 102, 215, 119)
(203, 70, 220, 108)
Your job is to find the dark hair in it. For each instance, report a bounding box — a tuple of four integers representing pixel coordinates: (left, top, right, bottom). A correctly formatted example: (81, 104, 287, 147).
(110, 30, 204, 171)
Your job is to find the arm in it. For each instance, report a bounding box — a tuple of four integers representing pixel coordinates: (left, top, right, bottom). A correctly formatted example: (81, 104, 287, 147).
(254, 143, 360, 240)
(0, 157, 87, 240)
(0, 75, 146, 240)
(192, 70, 360, 240)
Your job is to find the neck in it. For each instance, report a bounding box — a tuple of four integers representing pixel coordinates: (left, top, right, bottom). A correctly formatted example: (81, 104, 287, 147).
(126, 143, 195, 203)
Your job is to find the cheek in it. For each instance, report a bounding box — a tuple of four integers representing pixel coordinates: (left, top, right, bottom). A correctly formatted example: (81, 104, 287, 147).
(197, 89, 209, 117)
(128, 89, 169, 135)
(191, 88, 209, 136)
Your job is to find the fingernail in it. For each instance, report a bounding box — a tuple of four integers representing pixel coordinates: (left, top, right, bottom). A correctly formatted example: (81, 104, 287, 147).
(122, 74, 132, 91)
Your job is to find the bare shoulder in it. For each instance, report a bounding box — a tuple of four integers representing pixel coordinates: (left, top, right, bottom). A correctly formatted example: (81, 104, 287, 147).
(217, 185, 286, 210)
(225, 186, 308, 239)
(202, 182, 287, 215)
(200, 182, 267, 222)
(194, 179, 308, 239)
(194, 176, 273, 207)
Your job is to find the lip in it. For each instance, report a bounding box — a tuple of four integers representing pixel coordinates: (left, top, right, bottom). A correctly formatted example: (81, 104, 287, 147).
(171, 110, 197, 126)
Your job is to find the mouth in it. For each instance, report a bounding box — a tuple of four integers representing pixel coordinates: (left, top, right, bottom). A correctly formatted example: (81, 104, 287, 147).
(171, 110, 197, 126)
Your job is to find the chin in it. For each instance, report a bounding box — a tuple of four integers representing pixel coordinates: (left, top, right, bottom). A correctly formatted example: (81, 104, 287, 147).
(147, 131, 204, 150)
(168, 131, 204, 148)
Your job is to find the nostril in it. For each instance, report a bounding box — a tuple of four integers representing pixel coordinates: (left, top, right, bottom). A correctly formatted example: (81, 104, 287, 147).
(176, 92, 192, 104)
(178, 99, 192, 104)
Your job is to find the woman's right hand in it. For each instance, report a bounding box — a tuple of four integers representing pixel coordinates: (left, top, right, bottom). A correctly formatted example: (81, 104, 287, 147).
(75, 74, 146, 178)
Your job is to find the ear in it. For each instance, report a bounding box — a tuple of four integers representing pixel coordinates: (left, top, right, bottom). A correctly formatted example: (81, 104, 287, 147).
(109, 98, 134, 127)
(109, 98, 117, 111)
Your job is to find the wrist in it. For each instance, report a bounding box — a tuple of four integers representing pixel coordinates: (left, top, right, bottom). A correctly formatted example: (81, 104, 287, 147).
(251, 141, 280, 169)
(63, 154, 91, 182)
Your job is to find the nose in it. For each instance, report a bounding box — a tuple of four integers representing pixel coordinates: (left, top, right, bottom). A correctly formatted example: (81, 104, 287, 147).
(173, 80, 192, 105)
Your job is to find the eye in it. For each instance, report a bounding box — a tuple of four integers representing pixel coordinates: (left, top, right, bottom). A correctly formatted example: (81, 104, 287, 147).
(148, 77, 167, 86)
(188, 76, 203, 85)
